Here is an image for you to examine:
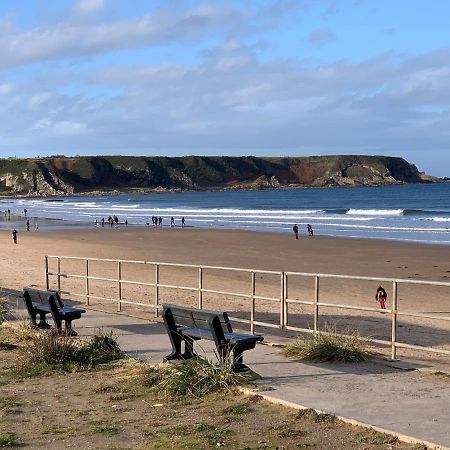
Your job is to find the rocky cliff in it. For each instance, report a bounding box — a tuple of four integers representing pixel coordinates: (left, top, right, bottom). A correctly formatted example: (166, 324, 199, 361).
(0, 155, 439, 196)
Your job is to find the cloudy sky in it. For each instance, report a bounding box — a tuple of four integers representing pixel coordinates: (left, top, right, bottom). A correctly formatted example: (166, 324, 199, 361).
(0, 0, 449, 176)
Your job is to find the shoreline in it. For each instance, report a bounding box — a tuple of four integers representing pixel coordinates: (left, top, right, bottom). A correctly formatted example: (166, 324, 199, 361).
(1, 217, 450, 247)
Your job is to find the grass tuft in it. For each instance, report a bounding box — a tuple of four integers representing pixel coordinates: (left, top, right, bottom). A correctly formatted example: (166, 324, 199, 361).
(143, 356, 246, 397)
(284, 327, 370, 363)
(355, 429, 399, 445)
(26, 330, 124, 373)
(0, 296, 8, 324)
(0, 432, 16, 447)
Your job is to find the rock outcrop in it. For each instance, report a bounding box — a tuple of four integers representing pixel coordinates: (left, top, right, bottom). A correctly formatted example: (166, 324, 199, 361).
(0, 155, 439, 196)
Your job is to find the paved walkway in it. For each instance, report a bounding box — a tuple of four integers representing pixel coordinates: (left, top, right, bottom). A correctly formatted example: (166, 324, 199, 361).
(11, 304, 450, 449)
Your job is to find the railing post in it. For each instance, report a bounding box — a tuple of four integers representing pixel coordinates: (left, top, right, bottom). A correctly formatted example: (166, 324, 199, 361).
(117, 261, 122, 312)
(57, 257, 61, 294)
(154, 264, 159, 318)
(198, 267, 203, 309)
(313, 276, 320, 334)
(250, 271, 256, 334)
(280, 272, 285, 328)
(85, 259, 90, 306)
(45, 256, 49, 290)
(284, 273, 289, 327)
(391, 281, 398, 360)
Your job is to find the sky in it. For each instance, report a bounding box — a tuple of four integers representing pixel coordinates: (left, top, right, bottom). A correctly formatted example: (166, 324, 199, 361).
(0, 1, 449, 176)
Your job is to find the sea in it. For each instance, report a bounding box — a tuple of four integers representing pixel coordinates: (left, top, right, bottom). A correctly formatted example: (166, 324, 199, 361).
(1, 183, 450, 245)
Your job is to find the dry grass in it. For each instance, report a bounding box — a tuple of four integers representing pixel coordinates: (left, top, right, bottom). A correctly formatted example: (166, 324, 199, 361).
(284, 326, 370, 363)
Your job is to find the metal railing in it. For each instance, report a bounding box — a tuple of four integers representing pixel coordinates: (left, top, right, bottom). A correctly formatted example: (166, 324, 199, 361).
(45, 255, 450, 360)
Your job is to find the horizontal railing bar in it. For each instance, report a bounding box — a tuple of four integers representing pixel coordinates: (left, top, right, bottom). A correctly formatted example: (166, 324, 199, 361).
(315, 302, 392, 314)
(48, 255, 450, 287)
(396, 311, 450, 322)
(285, 271, 450, 287)
(118, 280, 155, 287)
(394, 342, 450, 356)
(64, 291, 155, 307)
(47, 255, 282, 275)
(201, 288, 250, 298)
(286, 298, 314, 306)
(253, 295, 280, 302)
(158, 283, 197, 292)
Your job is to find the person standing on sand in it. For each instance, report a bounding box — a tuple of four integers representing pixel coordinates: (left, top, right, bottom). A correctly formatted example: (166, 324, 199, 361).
(170, 217, 175, 227)
(375, 286, 387, 309)
(12, 229, 17, 244)
(26, 219, 30, 231)
(35, 223, 39, 231)
(181, 217, 185, 228)
(293, 224, 299, 240)
(158, 216, 163, 227)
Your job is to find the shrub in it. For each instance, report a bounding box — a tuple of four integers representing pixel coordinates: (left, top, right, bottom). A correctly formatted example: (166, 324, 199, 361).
(284, 328, 370, 363)
(28, 332, 78, 366)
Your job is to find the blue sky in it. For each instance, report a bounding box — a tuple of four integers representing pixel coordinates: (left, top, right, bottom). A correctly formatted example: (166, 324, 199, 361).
(0, 0, 449, 176)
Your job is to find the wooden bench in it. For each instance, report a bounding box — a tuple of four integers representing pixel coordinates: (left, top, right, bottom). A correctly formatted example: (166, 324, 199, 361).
(22, 288, 86, 336)
(162, 304, 264, 372)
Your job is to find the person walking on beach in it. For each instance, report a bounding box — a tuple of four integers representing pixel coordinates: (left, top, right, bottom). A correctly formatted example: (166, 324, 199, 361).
(307, 224, 314, 237)
(170, 216, 175, 227)
(158, 216, 163, 227)
(12, 229, 17, 244)
(293, 224, 299, 240)
(375, 286, 387, 309)
(181, 217, 185, 228)
(26, 219, 30, 231)
(101, 217, 105, 227)
(35, 223, 39, 231)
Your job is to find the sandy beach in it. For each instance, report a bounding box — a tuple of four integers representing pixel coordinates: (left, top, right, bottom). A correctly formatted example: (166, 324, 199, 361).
(1, 227, 449, 363)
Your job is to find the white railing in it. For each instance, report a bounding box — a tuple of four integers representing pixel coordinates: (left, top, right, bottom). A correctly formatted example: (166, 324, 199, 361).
(45, 255, 450, 360)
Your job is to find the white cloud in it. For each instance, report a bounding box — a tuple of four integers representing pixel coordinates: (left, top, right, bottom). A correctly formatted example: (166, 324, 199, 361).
(33, 118, 87, 136)
(73, 0, 105, 14)
(27, 92, 52, 111)
(0, 83, 14, 95)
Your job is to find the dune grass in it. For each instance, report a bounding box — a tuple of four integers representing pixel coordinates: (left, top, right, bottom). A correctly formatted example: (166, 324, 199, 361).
(284, 327, 370, 363)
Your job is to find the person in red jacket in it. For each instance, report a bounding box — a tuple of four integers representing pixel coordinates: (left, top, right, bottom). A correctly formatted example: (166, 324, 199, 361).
(375, 285, 387, 309)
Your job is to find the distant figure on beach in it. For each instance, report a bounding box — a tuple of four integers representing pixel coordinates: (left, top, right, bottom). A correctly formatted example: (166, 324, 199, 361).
(292, 224, 299, 240)
(114, 215, 119, 225)
(307, 224, 314, 237)
(7, 209, 10, 215)
(12, 229, 17, 244)
(170, 216, 175, 227)
(95, 219, 98, 227)
(26, 219, 30, 231)
(24, 208, 27, 216)
(35, 223, 39, 231)
(101, 217, 105, 227)
(125, 220, 128, 226)
(158, 216, 163, 227)
(375, 286, 387, 309)
(152, 216, 156, 227)
(181, 217, 185, 228)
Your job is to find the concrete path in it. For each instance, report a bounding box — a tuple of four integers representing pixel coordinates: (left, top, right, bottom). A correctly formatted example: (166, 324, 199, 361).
(10, 305, 450, 449)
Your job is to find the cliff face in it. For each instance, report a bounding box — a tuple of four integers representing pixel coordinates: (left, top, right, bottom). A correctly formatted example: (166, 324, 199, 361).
(0, 155, 438, 196)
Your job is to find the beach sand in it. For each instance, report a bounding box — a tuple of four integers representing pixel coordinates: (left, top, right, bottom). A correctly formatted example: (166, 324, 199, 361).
(1, 227, 449, 365)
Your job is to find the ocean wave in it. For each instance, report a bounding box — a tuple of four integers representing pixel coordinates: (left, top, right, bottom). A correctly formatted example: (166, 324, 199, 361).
(425, 217, 450, 222)
(346, 209, 404, 216)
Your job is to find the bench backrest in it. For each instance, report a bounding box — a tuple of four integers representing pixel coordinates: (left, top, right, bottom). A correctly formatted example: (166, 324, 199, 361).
(162, 304, 233, 345)
(23, 288, 63, 311)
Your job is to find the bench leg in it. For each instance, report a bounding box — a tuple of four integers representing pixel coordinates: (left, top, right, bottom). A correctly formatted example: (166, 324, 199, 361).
(231, 344, 250, 372)
(164, 331, 184, 361)
(37, 312, 51, 329)
(64, 320, 77, 337)
(182, 336, 196, 359)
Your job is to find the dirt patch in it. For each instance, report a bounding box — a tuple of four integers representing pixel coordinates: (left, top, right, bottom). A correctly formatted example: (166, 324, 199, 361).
(0, 325, 420, 449)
